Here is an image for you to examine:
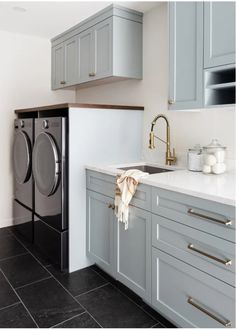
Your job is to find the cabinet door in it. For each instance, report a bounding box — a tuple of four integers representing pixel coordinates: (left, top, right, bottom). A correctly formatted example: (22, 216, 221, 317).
(64, 36, 79, 87)
(51, 43, 64, 90)
(152, 248, 235, 328)
(78, 29, 94, 83)
(94, 18, 113, 79)
(114, 206, 151, 302)
(86, 190, 114, 276)
(168, 2, 203, 110)
(204, 2, 236, 68)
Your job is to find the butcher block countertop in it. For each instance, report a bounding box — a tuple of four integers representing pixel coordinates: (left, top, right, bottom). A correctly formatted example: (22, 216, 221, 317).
(15, 103, 144, 113)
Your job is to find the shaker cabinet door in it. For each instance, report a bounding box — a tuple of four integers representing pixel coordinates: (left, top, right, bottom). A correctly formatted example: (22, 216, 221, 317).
(78, 29, 94, 83)
(64, 36, 79, 87)
(51, 43, 65, 90)
(86, 190, 115, 276)
(168, 2, 203, 110)
(114, 206, 151, 302)
(204, 2, 236, 68)
(94, 18, 113, 79)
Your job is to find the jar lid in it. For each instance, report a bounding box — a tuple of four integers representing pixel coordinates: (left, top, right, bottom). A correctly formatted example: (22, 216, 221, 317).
(188, 144, 202, 152)
(203, 139, 226, 150)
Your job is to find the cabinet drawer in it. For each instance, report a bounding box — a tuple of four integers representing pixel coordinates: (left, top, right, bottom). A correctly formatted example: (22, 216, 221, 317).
(86, 170, 116, 197)
(152, 187, 235, 242)
(86, 170, 151, 210)
(152, 214, 235, 286)
(152, 248, 235, 328)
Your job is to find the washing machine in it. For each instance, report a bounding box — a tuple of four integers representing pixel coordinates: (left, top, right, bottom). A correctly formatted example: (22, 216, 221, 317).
(32, 117, 68, 270)
(13, 118, 34, 242)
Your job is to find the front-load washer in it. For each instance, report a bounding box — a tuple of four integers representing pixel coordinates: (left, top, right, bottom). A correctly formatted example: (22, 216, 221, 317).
(32, 117, 68, 270)
(13, 118, 34, 209)
(13, 118, 34, 242)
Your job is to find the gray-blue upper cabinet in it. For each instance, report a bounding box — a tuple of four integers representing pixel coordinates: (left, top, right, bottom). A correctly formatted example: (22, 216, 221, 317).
(204, 2, 236, 69)
(51, 36, 79, 88)
(51, 43, 65, 90)
(168, 2, 204, 110)
(51, 5, 143, 90)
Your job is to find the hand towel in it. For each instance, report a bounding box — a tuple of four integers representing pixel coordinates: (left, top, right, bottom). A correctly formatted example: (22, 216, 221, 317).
(114, 169, 149, 230)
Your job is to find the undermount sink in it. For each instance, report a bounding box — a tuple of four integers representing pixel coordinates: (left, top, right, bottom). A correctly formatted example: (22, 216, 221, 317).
(118, 165, 173, 174)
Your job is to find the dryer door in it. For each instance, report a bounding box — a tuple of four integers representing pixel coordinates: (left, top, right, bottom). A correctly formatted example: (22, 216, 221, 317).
(13, 131, 32, 184)
(32, 132, 60, 197)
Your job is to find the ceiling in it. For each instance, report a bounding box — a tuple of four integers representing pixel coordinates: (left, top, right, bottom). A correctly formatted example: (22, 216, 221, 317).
(0, 1, 159, 39)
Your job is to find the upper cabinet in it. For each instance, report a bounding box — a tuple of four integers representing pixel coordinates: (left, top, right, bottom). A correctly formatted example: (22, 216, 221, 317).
(204, 2, 236, 68)
(168, 2, 203, 110)
(51, 5, 143, 90)
(169, 1, 236, 110)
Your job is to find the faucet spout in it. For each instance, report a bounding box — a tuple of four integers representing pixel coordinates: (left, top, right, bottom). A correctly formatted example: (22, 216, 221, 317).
(148, 114, 177, 166)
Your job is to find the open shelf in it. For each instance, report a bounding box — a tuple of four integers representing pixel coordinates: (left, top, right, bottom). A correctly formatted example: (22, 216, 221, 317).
(205, 64, 236, 107)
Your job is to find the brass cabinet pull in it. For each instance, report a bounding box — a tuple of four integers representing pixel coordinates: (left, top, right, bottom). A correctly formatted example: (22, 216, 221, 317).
(168, 99, 175, 105)
(60, 81, 66, 84)
(89, 72, 96, 77)
(108, 203, 115, 210)
(187, 297, 232, 327)
(188, 243, 232, 266)
(187, 208, 232, 226)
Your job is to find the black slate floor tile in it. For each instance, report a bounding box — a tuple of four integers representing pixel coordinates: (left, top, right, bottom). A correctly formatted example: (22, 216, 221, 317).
(12, 231, 52, 267)
(0, 227, 12, 238)
(140, 303, 176, 328)
(0, 253, 51, 288)
(17, 277, 84, 328)
(91, 264, 117, 284)
(76, 284, 156, 328)
(54, 312, 100, 328)
(0, 235, 26, 261)
(47, 265, 107, 296)
(0, 303, 36, 328)
(0, 271, 19, 309)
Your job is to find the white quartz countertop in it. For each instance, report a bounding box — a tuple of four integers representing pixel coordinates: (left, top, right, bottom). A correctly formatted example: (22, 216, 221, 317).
(85, 162, 236, 206)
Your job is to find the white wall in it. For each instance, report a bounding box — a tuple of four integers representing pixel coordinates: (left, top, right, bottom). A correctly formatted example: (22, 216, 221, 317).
(76, 3, 235, 165)
(0, 30, 75, 228)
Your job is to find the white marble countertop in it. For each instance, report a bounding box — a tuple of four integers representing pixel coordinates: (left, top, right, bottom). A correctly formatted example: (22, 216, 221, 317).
(85, 162, 236, 206)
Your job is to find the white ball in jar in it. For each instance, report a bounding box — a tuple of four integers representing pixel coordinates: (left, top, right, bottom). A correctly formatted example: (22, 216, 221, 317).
(202, 165, 211, 174)
(204, 154, 217, 166)
(212, 163, 226, 174)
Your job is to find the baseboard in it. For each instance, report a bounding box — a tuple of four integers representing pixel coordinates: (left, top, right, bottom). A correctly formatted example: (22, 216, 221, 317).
(0, 217, 13, 229)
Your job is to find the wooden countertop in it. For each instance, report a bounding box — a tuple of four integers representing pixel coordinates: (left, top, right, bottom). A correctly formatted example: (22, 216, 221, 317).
(15, 103, 144, 113)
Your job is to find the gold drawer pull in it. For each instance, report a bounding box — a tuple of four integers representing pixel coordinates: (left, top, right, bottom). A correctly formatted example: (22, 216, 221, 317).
(188, 208, 232, 226)
(188, 244, 232, 266)
(89, 72, 96, 77)
(168, 99, 175, 105)
(108, 203, 115, 210)
(187, 297, 232, 327)
(60, 81, 66, 85)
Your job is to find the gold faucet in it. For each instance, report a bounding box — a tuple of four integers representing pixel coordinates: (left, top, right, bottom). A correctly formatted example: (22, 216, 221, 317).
(149, 114, 177, 166)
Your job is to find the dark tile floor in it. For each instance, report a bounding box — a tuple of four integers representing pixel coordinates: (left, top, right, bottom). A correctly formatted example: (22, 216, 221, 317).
(0, 227, 176, 328)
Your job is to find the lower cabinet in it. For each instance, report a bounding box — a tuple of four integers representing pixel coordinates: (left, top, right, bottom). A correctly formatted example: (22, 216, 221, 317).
(152, 248, 235, 328)
(114, 206, 151, 302)
(86, 189, 151, 302)
(86, 190, 115, 276)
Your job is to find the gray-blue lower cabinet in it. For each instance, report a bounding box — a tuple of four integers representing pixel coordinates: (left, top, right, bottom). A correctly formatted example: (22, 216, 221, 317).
(86, 190, 115, 276)
(152, 248, 235, 328)
(114, 206, 151, 303)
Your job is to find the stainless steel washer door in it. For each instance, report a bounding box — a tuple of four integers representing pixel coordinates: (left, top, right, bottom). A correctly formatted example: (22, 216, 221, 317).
(13, 131, 32, 184)
(32, 132, 60, 197)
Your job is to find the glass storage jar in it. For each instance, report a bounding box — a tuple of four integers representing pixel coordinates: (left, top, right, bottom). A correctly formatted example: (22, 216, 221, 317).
(202, 139, 226, 174)
(187, 144, 203, 172)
